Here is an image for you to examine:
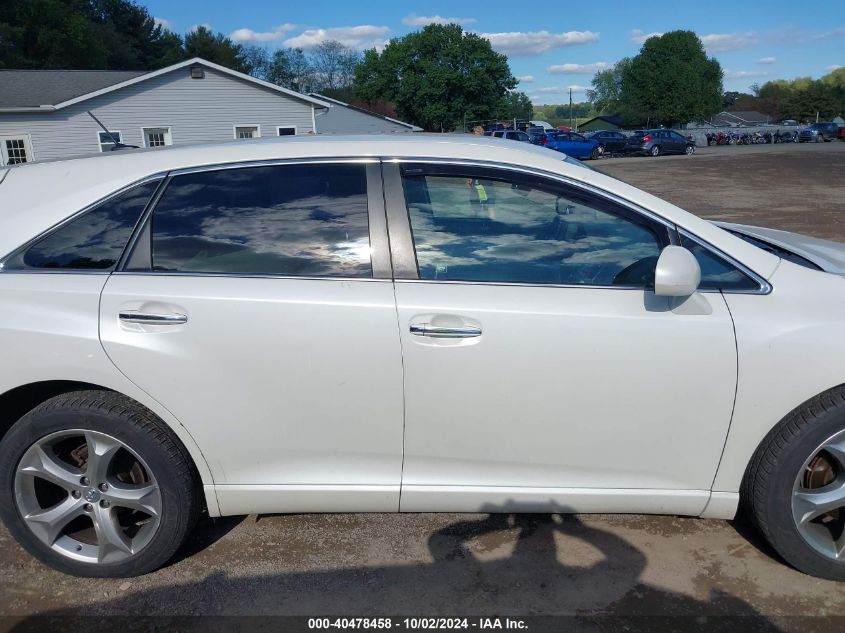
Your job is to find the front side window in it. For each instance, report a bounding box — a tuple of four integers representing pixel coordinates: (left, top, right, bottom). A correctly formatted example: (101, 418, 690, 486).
(149, 163, 372, 277)
(679, 234, 760, 291)
(401, 166, 666, 286)
(5, 180, 160, 270)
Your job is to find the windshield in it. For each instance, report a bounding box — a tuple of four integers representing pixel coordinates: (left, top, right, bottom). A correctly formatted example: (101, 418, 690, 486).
(725, 230, 821, 271)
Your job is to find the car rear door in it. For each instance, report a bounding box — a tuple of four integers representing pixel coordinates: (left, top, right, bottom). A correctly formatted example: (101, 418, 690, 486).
(99, 160, 405, 515)
(384, 161, 739, 514)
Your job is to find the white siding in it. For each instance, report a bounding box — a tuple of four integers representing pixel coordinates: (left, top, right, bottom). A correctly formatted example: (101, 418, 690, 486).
(0, 66, 316, 162)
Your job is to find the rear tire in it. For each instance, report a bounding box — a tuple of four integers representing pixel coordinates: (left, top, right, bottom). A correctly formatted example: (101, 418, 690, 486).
(0, 390, 199, 577)
(743, 386, 845, 580)
(590, 147, 601, 160)
(650, 145, 660, 157)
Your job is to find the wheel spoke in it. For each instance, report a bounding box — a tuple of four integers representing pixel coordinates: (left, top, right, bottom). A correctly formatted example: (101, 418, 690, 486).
(84, 432, 122, 485)
(107, 483, 160, 517)
(793, 479, 845, 525)
(17, 445, 81, 492)
(23, 497, 84, 545)
(92, 507, 133, 563)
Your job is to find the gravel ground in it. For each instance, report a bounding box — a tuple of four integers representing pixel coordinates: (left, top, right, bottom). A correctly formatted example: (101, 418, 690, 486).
(2, 141, 845, 631)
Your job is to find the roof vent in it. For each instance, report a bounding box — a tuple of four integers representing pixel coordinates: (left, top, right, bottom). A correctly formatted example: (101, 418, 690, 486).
(190, 66, 205, 79)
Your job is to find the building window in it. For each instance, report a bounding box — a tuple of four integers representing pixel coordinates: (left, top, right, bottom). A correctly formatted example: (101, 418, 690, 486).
(277, 126, 297, 136)
(234, 125, 260, 139)
(97, 131, 122, 152)
(0, 136, 33, 165)
(143, 127, 172, 147)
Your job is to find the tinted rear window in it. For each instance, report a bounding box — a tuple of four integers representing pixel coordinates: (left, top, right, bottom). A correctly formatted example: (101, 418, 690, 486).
(6, 180, 159, 270)
(150, 163, 372, 277)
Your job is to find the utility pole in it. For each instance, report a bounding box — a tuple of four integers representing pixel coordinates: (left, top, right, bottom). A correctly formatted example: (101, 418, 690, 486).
(569, 88, 573, 130)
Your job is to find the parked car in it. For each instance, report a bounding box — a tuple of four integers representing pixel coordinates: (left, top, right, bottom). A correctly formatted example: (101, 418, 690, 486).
(584, 130, 628, 155)
(625, 129, 696, 156)
(492, 130, 531, 142)
(838, 126, 845, 141)
(544, 131, 602, 159)
(3, 135, 845, 581)
(798, 122, 839, 142)
(781, 120, 799, 127)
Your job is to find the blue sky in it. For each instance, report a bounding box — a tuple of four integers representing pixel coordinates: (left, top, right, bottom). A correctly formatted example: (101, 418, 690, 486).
(145, 0, 844, 103)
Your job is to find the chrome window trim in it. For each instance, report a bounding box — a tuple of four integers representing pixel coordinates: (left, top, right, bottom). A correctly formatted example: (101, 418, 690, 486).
(168, 156, 378, 177)
(110, 270, 390, 283)
(677, 228, 772, 295)
(0, 173, 167, 272)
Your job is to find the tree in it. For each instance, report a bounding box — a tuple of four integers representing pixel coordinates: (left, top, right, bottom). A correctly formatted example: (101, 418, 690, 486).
(0, 0, 182, 69)
(311, 40, 360, 91)
(354, 23, 516, 131)
(722, 91, 752, 109)
(495, 91, 533, 121)
(612, 31, 723, 125)
(239, 44, 269, 80)
(587, 58, 631, 114)
(184, 26, 252, 74)
(265, 47, 314, 91)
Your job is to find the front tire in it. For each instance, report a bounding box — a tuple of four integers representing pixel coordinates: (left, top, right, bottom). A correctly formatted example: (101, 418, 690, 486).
(685, 145, 695, 155)
(590, 147, 601, 160)
(0, 391, 199, 577)
(743, 386, 845, 580)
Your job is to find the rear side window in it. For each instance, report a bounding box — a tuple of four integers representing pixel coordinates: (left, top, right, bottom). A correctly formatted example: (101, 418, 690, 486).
(679, 234, 760, 291)
(5, 180, 159, 270)
(149, 163, 372, 277)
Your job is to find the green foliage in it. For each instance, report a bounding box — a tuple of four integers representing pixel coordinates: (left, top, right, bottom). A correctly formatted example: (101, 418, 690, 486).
(722, 91, 752, 109)
(587, 58, 630, 114)
(0, 0, 183, 69)
(184, 26, 252, 74)
(618, 31, 723, 125)
(265, 48, 313, 91)
(354, 23, 516, 132)
(495, 91, 533, 120)
(725, 69, 845, 121)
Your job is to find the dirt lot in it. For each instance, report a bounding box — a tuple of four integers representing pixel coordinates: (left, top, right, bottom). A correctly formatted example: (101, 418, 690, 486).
(594, 140, 845, 241)
(2, 141, 845, 632)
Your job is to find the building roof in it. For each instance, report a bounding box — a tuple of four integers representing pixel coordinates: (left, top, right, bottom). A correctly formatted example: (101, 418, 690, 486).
(308, 93, 422, 131)
(0, 58, 331, 113)
(580, 115, 625, 127)
(710, 111, 770, 126)
(0, 70, 147, 108)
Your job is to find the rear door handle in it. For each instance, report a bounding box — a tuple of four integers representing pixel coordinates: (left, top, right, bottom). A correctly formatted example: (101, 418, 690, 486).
(409, 323, 482, 338)
(119, 311, 187, 325)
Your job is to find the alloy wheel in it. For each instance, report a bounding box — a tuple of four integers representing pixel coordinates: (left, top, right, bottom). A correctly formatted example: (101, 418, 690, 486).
(13, 429, 161, 565)
(792, 428, 845, 561)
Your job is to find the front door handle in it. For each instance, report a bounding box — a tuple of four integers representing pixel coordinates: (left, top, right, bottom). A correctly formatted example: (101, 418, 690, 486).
(409, 323, 482, 338)
(119, 311, 187, 325)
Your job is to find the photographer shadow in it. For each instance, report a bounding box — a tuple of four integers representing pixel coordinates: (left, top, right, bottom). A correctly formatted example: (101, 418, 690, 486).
(10, 500, 783, 632)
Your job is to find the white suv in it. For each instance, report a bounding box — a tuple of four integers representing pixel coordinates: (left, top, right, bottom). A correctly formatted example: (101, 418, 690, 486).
(1, 135, 845, 579)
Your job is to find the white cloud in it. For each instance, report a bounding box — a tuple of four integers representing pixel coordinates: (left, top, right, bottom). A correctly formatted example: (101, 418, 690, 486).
(548, 62, 610, 74)
(724, 69, 769, 79)
(567, 84, 589, 93)
(189, 23, 211, 32)
(478, 30, 599, 56)
(284, 25, 391, 51)
(534, 86, 562, 94)
(757, 56, 776, 64)
(154, 17, 171, 30)
(402, 14, 477, 26)
(516, 75, 534, 83)
(230, 24, 296, 43)
(631, 30, 663, 45)
(828, 64, 843, 71)
(700, 32, 758, 53)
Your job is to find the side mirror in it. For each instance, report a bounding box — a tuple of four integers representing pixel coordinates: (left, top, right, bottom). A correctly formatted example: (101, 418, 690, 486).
(654, 246, 701, 297)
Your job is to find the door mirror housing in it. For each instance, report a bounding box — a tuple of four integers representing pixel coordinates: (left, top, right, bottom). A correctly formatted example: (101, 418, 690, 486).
(654, 246, 701, 297)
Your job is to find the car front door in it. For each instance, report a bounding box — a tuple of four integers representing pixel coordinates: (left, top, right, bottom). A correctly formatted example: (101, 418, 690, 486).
(384, 161, 739, 514)
(99, 160, 405, 515)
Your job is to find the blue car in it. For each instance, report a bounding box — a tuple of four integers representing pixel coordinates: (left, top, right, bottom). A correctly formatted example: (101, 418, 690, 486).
(543, 131, 602, 159)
